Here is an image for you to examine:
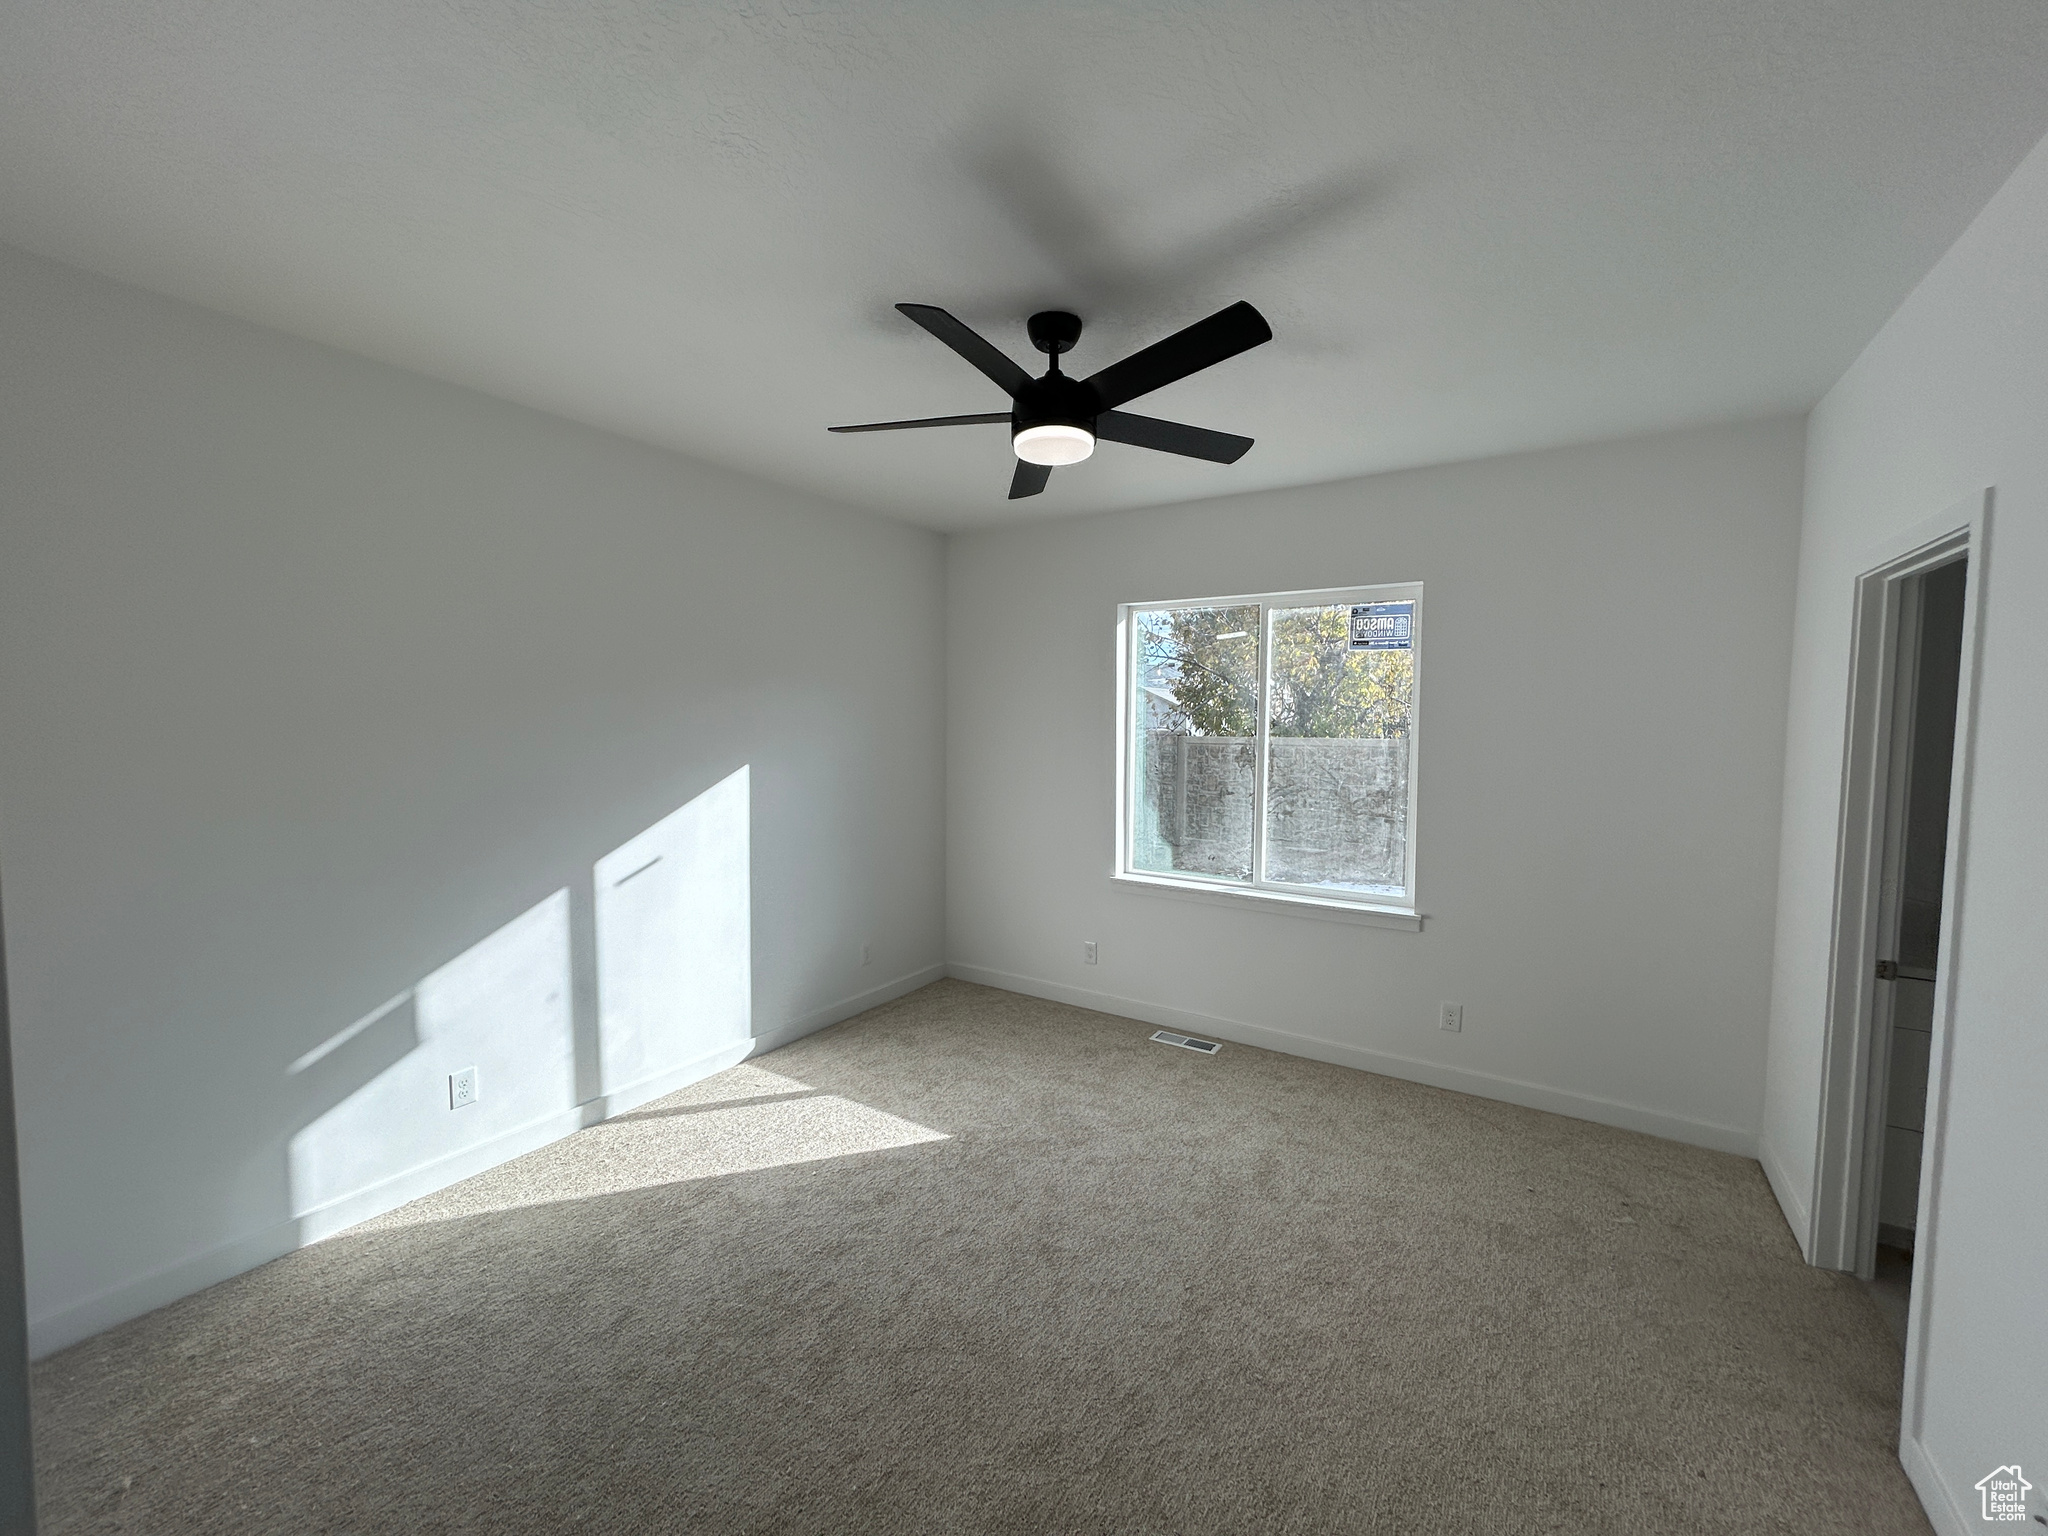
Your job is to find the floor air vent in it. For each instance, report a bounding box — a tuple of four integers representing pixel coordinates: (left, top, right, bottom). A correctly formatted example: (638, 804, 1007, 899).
(1150, 1030, 1222, 1055)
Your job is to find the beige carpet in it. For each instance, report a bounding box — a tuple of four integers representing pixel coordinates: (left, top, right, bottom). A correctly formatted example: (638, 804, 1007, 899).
(32, 980, 1929, 1534)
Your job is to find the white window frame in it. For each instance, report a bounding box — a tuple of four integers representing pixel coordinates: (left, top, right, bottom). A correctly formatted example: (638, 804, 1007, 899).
(1113, 582, 1425, 930)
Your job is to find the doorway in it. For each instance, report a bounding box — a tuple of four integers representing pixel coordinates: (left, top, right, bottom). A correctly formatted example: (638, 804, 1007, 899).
(1859, 557, 1966, 1338)
(1807, 491, 1987, 1431)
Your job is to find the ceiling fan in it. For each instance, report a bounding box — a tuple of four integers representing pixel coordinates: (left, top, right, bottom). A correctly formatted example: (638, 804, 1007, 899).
(830, 301, 1272, 499)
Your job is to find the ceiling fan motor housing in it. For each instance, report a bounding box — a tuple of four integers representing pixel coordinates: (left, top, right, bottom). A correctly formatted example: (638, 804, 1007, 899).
(1013, 371, 1100, 435)
(1026, 309, 1083, 355)
(1017, 312, 1097, 444)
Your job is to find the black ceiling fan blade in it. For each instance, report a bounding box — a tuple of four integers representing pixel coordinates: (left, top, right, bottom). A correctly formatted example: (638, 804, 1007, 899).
(829, 413, 1011, 433)
(897, 304, 1033, 398)
(1009, 460, 1052, 499)
(1082, 301, 1272, 410)
(1095, 411, 1254, 464)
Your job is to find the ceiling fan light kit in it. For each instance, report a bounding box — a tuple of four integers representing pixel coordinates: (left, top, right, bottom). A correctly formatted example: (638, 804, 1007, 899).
(830, 301, 1271, 498)
(1013, 422, 1095, 466)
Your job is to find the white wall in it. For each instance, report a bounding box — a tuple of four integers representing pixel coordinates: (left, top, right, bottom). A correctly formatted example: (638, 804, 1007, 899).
(948, 418, 1804, 1153)
(0, 245, 946, 1355)
(1760, 130, 2048, 1531)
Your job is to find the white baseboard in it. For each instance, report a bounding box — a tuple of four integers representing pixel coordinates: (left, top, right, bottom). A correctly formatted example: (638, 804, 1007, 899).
(291, 1106, 594, 1245)
(1755, 1134, 1814, 1260)
(948, 963, 1759, 1158)
(27, 960, 947, 1360)
(773, 961, 948, 1041)
(588, 960, 945, 1118)
(584, 1041, 758, 1123)
(29, 1218, 305, 1362)
(1899, 1431, 1974, 1536)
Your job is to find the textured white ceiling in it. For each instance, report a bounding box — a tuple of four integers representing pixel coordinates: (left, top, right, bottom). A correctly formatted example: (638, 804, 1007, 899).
(4, 1, 2046, 530)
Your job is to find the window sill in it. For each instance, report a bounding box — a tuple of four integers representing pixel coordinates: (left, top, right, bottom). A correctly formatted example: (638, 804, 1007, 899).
(1109, 873, 1424, 930)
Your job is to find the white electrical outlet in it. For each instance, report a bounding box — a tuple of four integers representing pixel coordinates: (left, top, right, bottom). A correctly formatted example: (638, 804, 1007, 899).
(1440, 1004, 1463, 1033)
(1083, 940, 1098, 965)
(860, 942, 872, 967)
(449, 1066, 479, 1109)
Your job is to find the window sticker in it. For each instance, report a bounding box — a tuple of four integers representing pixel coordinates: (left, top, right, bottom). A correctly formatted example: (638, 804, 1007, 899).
(1349, 601, 1414, 651)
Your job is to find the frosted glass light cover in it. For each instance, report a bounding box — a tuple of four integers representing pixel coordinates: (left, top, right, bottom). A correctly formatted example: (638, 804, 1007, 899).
(1013, 423, 1095, 465)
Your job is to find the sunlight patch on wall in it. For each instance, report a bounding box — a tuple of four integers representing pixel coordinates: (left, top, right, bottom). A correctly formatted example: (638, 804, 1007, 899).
(288, 988, 414, 1077)
(596, 764, 751, 1097)
(287, 889, 575, 1221)
(280, 769, 758, 1244)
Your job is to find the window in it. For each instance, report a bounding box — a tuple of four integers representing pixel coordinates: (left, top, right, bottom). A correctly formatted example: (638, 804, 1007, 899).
(1118, 584, 1422, 917)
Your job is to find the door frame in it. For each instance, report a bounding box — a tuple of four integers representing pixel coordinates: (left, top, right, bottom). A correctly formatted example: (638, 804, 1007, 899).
(1808, 489, 1990, 1432)
(1852, 567, 1925, 1273)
